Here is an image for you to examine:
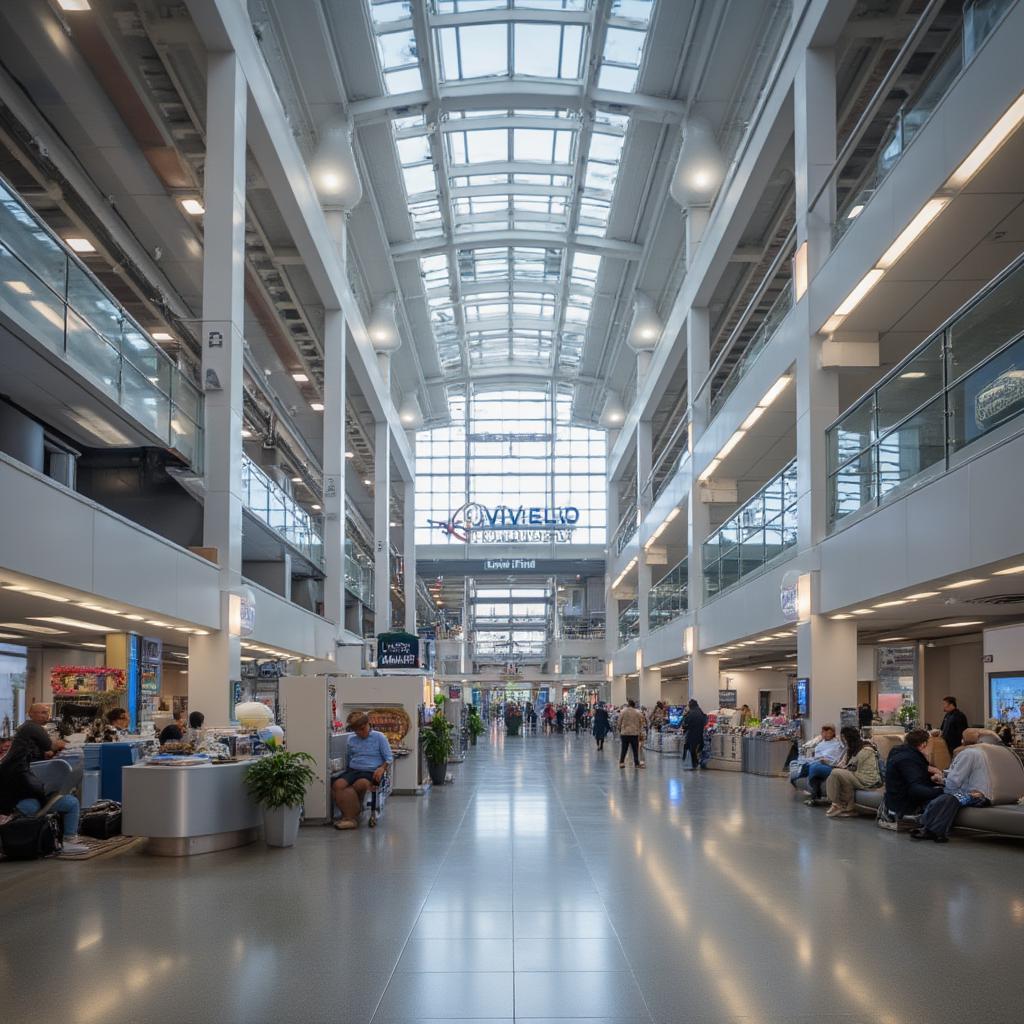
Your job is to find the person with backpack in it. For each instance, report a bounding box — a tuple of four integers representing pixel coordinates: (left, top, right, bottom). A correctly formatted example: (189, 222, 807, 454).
(0, 706, 87, 854)
(823, 726, 882, 817)
(681, 699, 708, 769)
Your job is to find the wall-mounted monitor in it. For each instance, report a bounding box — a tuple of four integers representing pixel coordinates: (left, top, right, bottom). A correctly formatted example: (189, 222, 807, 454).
(989, 672, 1024, 719)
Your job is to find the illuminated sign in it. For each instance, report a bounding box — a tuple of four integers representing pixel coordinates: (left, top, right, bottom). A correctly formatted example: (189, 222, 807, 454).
(428, 501, 580, 544)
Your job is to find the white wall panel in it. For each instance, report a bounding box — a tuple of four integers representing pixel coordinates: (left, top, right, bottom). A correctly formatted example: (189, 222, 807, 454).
(245, 579, 336, 660)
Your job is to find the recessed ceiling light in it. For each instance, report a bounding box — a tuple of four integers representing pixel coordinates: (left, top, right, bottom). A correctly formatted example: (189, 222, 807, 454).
(874, 599, 907, 608)
(877, 636, 908, 642)
(31, 616, 115, 631)
(180, 198, 205, 216)
(345, 451, 354, 459)
(291, 476, 302, 483)
(311, 504, 322, 511)
(900, 371, 927, 380)
(151, 331, 173, 342)
(241, 428, 253, 438)
(0, 623, 64, 634)
(846, 203, 864, 220)
(940, 621, 984, 628)
(292, 372, 309, 383)
(146, 620, 170, 627)
(363, 478, 372, 486)
(0, 632, 25, 639)
(79, 642, 107, 649)
(941, 579, 985, 590)
(310, 402, 324, 412)
(79, 603, 124, 615)
(994, 564, 1024, 576)
(121, 614, 145, 621)
(58, 0, 92, 10)
(65, 237, 95, 253)
(191, 629, 210, 636)
(389, 521, 397, 527)
(906, 591, 940, 600)
(852, 609, 875, 615)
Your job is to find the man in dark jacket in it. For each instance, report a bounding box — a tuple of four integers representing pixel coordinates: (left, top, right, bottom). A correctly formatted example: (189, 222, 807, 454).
(682, 700, 708, 769)
(0, 705, 85, 850)
(939, 697, 969, 754)
(884, 729, 944, 818)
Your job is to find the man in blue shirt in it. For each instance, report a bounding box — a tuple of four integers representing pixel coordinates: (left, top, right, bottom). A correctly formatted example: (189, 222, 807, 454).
(332, 710, 393, 830)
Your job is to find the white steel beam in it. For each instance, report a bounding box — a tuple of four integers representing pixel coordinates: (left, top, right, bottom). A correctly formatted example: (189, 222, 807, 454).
(392, 230, 642, 259)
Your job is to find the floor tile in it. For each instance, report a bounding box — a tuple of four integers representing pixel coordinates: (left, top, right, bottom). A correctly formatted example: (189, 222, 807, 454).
(512, 937, 630, 972)
(396, 938, 514, 973)
(372, 972, 514, 1020)
(410, 911, 514, 939)
(513, 911, 615, 939)
(513, 971, 650, 1019)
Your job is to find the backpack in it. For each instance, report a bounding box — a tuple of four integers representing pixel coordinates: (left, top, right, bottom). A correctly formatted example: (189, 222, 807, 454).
(0, 812, 63, 860)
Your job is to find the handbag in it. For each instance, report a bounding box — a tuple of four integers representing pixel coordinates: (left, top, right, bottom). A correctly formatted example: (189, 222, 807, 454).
(0, 813, 63, 860)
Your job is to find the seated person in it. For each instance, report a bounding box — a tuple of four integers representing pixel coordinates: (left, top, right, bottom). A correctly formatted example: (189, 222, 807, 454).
(884, 729, 944, 820)
(184, 711, 205, 745)
(86, 707, 129, 743)
(0, 705, 87, 853)
(824, 727, 881, 817)
(792, 724, 843, 803)
(331, 711, 393, 831)
(911, 742, 995, 843)
(159, 711, 185, 745)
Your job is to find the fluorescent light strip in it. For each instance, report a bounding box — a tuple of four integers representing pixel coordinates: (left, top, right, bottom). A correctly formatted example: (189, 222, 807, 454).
(994, 565, 1024, 576)
(905, 591, 939, 600)
(0, 623, 64, 634)
(851, 609, 875, 615)
(947, 91, 1024, 189)
(30, 616, 115, 631)
(835, 268, 885, 317)
(877, 636, 908, 642)
(875, 198, 949, 270)
(941, 579, 985, 590)
(873, 599, 907, 608)
(940, 621, 984, 628)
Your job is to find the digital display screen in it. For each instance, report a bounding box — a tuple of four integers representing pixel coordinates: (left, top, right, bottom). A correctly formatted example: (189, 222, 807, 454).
(990, 673, 1024, 719)
(795, 678, 809, 717)
(667, 706, 684, 728)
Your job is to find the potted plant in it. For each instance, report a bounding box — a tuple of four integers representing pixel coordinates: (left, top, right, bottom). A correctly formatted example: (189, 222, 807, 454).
(244, 748, 316, 847)
(467, 707, 485, 747)
(897, 703, 919, 730)
(421, 707, 454, 786)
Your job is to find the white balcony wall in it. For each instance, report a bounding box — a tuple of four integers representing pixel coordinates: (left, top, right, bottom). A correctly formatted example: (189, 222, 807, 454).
(0, 452, 219, 626)
(244, 579, 337, 661)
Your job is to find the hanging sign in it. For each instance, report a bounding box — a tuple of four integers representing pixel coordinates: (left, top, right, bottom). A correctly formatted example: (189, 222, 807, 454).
(428, 501, 580, 544)
(376, 631, 419, 669)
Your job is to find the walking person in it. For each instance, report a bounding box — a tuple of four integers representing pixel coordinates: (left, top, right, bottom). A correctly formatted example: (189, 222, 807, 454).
(555, 705, 565, 734)
(592, 702, 610, 751)
(682, 699, 708, 769)
(618, 699, 645, 769)
(574, 701, 586, 735)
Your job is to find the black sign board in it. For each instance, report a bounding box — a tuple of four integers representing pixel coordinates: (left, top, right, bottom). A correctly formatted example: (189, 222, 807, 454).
(718, 689, 738, 708)
(377, 631, 420, 669)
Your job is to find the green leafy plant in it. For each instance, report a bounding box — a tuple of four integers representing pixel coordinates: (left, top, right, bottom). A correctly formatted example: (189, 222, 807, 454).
(244, 750, 316, 809)
(897, 702, 919, 728)
(467, 707, 485, 739)
(421, 711, 454, 764)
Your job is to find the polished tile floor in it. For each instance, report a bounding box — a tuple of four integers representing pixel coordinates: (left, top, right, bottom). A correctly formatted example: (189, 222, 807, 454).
(2, 729, 1022, 1023)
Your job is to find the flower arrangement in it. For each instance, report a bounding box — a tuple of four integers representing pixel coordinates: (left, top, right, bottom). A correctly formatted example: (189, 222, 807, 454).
(50, 666, 127, 696)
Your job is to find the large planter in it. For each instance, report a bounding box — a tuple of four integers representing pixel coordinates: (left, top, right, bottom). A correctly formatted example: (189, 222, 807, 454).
(262, 805, 301, 848)
(427, 759, 448, 786)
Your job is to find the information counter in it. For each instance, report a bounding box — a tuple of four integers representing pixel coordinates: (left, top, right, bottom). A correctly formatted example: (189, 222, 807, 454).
(122, 760, 262, 856)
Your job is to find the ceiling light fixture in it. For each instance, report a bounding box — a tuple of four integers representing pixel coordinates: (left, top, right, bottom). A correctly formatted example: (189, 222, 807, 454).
(873, 599, 908, 608)
(0, 623, 64, 634)
(846, 204, 864, 220)
(905, 591, 940, 600)
(947, 91, 1024, 188)
(310, 402, 324, 412)
(876, 198, 950, 270)
(151, 331, 173, 341)
(65, 237, 96, 253)
(994, 564, 1024, 576)
(180, 198, 205, 216)
(900, 371, 927, 380)
(291, 372, 309, 383)
(941, 579, 986, 590)
(851, 608, 875, 615)
(940, 620, 984, 629)
(877, 636, 909, 642)
(344, 451, 354, 459)
(240, 428, 253, 438)
(58, 0, 92, 9)
(30, 616, 114, 631)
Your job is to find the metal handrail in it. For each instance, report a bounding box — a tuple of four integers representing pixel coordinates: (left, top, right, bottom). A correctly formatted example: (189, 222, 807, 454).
(693, 224, 796, 409)
(612, 502, 639, 555)
(641, 410, 690, 503)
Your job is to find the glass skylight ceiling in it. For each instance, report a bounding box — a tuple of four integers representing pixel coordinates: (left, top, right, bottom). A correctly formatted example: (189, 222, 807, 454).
(369, 0, 656, 383)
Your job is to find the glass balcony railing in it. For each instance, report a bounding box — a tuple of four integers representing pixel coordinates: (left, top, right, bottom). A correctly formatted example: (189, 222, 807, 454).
(0, 175, 203, 469)
(642, 411, 690, 505)
(827, 253, 1024, 528)
(613, 502, 639, 555)
(709, 282, 794, 418)
(618, 600, 640, 646)
(345, 548, 374, 609)
(558, 615, 606, 640)
(648, 556, 688, 631)
(241, 454, 324, 568)
(703, 459, 798, 600)
(829, 0, 1016, 248)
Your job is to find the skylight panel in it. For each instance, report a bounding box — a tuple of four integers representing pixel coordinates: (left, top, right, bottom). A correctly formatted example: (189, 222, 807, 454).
(464, 129, 509, 163)
(368, 1, 411, 27)
(588, 130, 625, 162)
(376, 29, 422, 94)
(437, 24, 509, 81)
(396, 135, 431, 164)
(512, 23, 585, 79)
(402, 163, 438, 195)
(610, 0, 655, 24)
(598, 22, 649, 92)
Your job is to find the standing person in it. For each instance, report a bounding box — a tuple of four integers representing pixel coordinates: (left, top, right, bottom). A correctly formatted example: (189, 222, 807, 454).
(738, 704, 753, 726)
(649, 702, 666, 732)
(592, 702, 610, 751)
(574, 701, 586, 735)
(858, 702, 873, 728)
(682, 699, 708, 769)
(618, 699, 644, 769)
(555, 705, 565, 734)
(543, 702, 556, 733)
(939, 697, 969, 754)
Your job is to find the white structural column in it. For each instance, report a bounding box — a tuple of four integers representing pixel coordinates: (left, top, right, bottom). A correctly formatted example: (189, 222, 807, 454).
(189, 51, 246, 724)
(403, 479, 416, 635)
(793, 45, 857, 726)
(798, 612, 857, 735)
(636, 417, 659, 709)
(322, 311, 347, 633)
(374, 419, 392, 632)
(604, 452, 621, 702)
